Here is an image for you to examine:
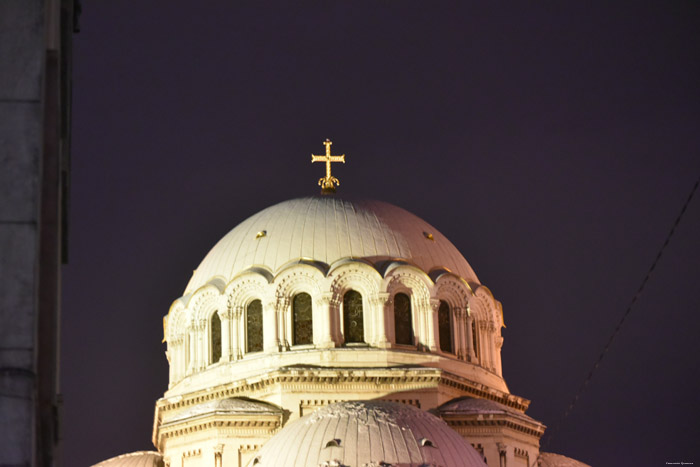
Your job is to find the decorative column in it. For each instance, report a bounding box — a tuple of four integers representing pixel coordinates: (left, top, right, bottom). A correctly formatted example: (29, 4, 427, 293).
(177, 336, 186, 381)
(263, 300, 279, 353)
(465, 311, 476, 362)
(314, 293, 335, 348)
(187, 324, 195, 375)
(232, 306, 243, 359)
(276, 295, 290, 350)
(220, 309, 233, 362)
(172, 335, 181, 381)
(198, 319, 207, 370)
(480, 321, 492, 371)
(165, 345, 173, 383)
(214, 444, 224, 467)
(328, 293, 343, 345)
(497, 443, 507, 467)
(488, 322, 498, 372)
(495, 335, 504, 376)
(453, 307, 465, 359)
(168, 336, 179, 383)
(371, 293, 390, 348)
(426, 298, 439, 351)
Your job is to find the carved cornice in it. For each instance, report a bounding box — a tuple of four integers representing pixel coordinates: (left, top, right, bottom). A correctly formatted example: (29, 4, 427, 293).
(442, 416, 545, 439)
(182, 449, 201, 458)
(157, 368, 528, 415)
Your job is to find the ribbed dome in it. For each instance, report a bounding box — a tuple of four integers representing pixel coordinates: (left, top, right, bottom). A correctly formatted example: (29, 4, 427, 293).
(92, 451, 163, 467)
(251, 401, 487, 467)
(538, 452, 592, 467)
(186, 197, 478, 294)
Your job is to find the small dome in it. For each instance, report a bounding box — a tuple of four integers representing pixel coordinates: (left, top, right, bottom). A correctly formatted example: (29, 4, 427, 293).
(186, 197, 479, 294)
(251, 401, 487, 467)
(92, 451, 163, 467)
(538, 452, 592, 467)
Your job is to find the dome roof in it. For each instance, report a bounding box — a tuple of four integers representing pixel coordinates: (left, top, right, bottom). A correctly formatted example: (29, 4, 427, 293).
(92, 451, 163, 467)
(250, 401, 487, 467)
(186, 196, 479, 294)
(538, 452, 591, 467)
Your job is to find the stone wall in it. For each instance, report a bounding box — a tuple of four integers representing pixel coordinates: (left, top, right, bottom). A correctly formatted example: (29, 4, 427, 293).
(0, 1, 75, 465)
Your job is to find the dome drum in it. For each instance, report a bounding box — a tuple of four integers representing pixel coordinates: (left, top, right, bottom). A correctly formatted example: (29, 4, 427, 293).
(164, 259, 506, 396)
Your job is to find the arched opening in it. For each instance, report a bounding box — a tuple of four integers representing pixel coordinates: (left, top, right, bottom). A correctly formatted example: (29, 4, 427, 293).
(292, 292, 313, 345)
(343, 290, 364, 343)
(438, 300, 453, 353)
(394, 292, 413, 345)
(246, 299, 263, 353)
(210, 312, 221, 364)
(472, 319, 479, 359)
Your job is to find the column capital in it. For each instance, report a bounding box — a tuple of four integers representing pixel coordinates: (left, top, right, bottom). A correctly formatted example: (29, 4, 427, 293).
(219, 309, 234, 320)
(371, 292, 391, 307)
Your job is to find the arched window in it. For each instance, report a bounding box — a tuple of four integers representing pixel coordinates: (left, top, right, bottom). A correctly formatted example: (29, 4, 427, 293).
(292, 293, 313, 345)
(472, 319, 479, 359)
(438, 300, 453, 353)
(246, 299, 263, 353)
(394, 292, 413, 345)
(210, 312, 221, 364)
(343, 290, 364, 344)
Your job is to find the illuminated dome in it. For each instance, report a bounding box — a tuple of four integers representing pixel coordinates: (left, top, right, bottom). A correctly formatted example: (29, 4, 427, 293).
(250, 401, 487, 467)
(100, 151, 589, 467)
(93, 451, 163, 467)
(185, 196, 479, 294)
(158, 192, 522, 466)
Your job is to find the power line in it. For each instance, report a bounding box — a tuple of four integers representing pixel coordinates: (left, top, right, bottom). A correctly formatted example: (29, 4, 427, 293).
(542, 174, 700, 450)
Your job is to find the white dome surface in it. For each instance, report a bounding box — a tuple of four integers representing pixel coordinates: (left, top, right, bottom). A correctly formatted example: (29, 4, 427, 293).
(538, 452, 591, 467)
(186, 196, 479, 294)
(251, 401, 487, 467)
(92, 451, 163, 467)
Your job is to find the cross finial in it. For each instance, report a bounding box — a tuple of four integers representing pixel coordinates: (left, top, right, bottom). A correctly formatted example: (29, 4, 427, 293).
(311, 139, 345, 194)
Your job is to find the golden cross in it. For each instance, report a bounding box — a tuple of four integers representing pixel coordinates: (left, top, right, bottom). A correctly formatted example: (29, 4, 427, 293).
(311, 139, 345, 193)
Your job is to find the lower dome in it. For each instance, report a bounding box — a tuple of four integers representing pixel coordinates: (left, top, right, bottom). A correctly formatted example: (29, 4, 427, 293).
(92, 451, 163, 467)
(538, 452, 592, 467)
(251, 400, 487, 467)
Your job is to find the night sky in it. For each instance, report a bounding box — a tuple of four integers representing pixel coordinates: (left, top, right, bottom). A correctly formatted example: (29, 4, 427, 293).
(63, 3, 699, 466)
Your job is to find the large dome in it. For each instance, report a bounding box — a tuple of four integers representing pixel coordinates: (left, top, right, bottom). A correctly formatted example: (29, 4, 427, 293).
(186, 196, 479, 294)
(251, 401, 487, 467)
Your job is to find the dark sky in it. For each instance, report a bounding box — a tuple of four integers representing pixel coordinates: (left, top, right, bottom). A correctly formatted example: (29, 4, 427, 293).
(63, 3, 700, 466)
